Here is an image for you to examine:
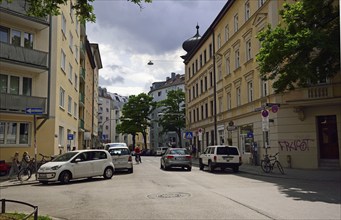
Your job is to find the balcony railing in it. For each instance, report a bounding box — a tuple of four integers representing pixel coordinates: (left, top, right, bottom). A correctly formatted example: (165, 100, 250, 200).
(307, 85, 332, 99)
(0, 42, 48, 69)
(80, 67, 85, 81)
(79, 92, 85, 105)
(0, 93, 47, 113)
(79, 119, 84, 130)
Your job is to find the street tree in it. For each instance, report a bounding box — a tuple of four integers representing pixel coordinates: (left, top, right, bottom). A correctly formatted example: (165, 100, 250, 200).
(256, 0, 340, 93)
(117, 93, 156, 150)
(0, 0, 152, 22)
(157, 90, 186, 148)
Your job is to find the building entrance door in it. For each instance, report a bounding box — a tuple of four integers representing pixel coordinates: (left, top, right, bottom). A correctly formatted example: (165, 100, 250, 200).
(317, 115, 339, 159)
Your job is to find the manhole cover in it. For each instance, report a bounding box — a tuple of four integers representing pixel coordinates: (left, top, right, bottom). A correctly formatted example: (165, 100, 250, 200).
(147, 192, 191, 199)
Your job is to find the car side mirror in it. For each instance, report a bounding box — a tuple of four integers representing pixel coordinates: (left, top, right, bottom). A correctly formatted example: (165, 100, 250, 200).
(75, 158, 81, 163)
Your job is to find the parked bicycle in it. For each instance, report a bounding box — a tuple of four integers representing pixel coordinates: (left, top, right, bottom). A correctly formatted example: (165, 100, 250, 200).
(17, 153, 54, 181)
(260, 152, 285, 174)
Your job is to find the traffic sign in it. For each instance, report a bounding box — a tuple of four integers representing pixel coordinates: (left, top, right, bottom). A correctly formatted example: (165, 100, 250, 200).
(261, 109, 269, 117)
(185, 132, 193, 139)
(67, 134, 74, 140)
(25, 107, 43, 115)
(271, 105, 279, 113)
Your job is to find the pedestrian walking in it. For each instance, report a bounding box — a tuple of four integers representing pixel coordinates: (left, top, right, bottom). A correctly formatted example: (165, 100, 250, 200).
(8, 152, 19, 179)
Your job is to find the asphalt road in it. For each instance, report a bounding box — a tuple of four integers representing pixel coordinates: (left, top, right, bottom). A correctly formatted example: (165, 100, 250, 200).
(1, 157, 340, 220)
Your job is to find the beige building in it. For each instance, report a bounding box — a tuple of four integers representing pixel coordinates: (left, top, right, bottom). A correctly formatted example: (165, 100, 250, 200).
(182, 0, 341, 169)
(0, 0, 102, 162)
(0, 0, 50, 159)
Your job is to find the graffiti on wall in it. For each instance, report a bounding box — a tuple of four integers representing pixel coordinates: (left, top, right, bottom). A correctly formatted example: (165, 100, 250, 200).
(278, 139, 314, 152)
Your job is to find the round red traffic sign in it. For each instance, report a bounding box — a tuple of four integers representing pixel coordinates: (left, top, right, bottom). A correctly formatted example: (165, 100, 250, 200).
(261, 109, 269, 117)
(271, 105, 279, 113)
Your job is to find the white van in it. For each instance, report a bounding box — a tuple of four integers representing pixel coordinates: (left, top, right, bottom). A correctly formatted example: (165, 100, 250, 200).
(156, 147, 169, 156)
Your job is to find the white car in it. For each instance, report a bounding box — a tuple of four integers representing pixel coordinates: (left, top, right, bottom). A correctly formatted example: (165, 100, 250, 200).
(107, 146, 133, 173)
(156, 147, 168, 156)
(199, 145, 242, 172)
(37, 149, 115, 184)
(105, 143, 127, 150)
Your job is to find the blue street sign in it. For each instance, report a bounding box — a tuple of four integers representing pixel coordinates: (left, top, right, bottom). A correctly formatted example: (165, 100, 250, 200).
(247, 131, 253, 138)
(25, 107, 43, 115)
(185, 132, 193, 139)
(67, 134, 74, 140)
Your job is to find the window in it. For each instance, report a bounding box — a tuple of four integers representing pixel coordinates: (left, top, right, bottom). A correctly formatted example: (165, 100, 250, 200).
(59, 87, 65, 108)
(234, 14, 239, 32)
(218, 97, 223, 113)
(0, 74, 32, 95)
(204, 50, 207, 63)
(259, 0, 266, 8)
(61, 13, 67, 35)
(209, 44, 213, 58)
(246, 40, 252, 61)
(59, 126, 64, 147)
(227, 93, 231, 110)
(0, 121, 30, 145)
(204, 76, 208, 91)
(210, 101, 214, 116)
(217, 64, 222, 81)
(61, 50, 66, 71)
(210, 72, 213, 87)
(68, 63, 73, 82)
(158, 91, 162, 96)
(75, 17, 79, 35)
(69, 31, 73, 52)
(236, 87, 241, 106)
(200, 79, 203, 94)
(225, 57, 231, 75)
(245, 1, 250, 21)
(200, 54, 203, 67)
(74, 102, 78, 117)
(0, 26, 9, 43)
(247, 81, 253, 102)
(235, 49, 240, 69)
(188, 89, 191, 101)
(70, 1, 74, 21)
(74, 74, 78, 90)
(217, 33, 221, 49)
(75, 46, 79, 62)
(261, 80, 268, 97)
(205, 103, 208, 118)
(68, 96, 72, 113)
(11, 29, 21, 46)
(201, 105, 204, 120)
(24, 32, 33, 49)
(224, 24, 229, 42)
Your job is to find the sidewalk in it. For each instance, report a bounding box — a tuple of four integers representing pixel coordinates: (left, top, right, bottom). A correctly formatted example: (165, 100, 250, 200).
(0, 175, 38, 187)
(191, 158, 341, 182)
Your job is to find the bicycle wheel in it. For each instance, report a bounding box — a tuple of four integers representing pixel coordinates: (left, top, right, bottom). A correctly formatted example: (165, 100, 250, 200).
(261, 160, 271, 173)
(18, 168, 32, 181)
(275, 161, 285, 174)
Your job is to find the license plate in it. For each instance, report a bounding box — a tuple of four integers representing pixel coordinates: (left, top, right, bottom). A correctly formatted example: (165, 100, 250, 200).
(175, 157, 184, 160)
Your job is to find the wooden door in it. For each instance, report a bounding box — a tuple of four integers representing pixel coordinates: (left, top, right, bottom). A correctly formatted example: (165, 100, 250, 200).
(318, 115, 339, 159)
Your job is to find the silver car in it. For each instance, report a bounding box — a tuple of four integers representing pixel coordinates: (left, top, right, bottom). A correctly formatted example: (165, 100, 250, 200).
(160, 148, 192, 171)
(108, 146, 133, 173)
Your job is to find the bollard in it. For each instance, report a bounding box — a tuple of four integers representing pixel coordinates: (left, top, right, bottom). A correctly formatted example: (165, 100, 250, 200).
(1, 199, 5, 213)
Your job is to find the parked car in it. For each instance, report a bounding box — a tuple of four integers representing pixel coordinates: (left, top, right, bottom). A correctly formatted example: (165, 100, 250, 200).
(156, 147, 169, 156)
(160, 148, 192, 171)
(107, 146, 133, 173)
(104, 143, 127, 151)
(37, 149, 115, 184)
(0, 160, 10, 176)
(199, 145, 242, 173)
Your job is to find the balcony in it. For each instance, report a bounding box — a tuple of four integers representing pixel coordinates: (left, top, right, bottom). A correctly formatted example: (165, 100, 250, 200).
(0, 93, 47, 114)
(0, 0, 49, 29)
(79, 92, 85, 106)
(80, 67, 86, 81)
(79, 119, 84, 130)
(80, 42, 85, 59)
(0, 42, 48, 70)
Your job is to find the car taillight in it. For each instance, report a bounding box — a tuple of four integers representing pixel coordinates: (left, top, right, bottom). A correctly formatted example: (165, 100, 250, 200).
(128, 156, 132, 162)
(214, 156, 217, 161)
(166, 155, 174, 159)
(186, 155, 192, 159)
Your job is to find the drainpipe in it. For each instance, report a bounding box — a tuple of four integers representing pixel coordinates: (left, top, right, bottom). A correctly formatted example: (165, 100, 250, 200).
(212, 31, 217, 145)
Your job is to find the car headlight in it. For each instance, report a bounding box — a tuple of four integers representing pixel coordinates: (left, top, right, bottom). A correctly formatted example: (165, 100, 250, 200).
(51, 165, 62, 170)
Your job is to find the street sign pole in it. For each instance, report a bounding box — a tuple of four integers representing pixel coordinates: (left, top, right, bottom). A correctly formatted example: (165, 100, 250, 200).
(34, 115, 38, 179)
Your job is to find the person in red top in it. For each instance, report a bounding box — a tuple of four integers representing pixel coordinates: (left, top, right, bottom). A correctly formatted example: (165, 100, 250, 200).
(134, 146, 142, 163)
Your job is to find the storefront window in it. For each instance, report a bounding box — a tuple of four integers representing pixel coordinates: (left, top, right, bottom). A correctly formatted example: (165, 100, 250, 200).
(6, 122, 17, 144)
(240, 124, 253, 153)
(19, 123, 29, 144)
(0, 122, 30, 145)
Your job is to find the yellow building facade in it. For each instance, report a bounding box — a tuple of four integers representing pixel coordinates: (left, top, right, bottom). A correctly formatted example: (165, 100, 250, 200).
(184, 0, 341, 169)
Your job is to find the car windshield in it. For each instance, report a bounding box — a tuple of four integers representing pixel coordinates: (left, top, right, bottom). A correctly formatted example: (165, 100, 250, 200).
(217, 147, 239, 155)
(169, 149, 188, 155)
(52, 152, 78, 162)
(109, 148, 130, 155)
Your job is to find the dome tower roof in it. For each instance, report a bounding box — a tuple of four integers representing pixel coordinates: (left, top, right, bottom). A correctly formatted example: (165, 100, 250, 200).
(182, 24, 201, 53)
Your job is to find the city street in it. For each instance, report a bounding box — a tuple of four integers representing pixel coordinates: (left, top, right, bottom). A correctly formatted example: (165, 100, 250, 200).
(1, 156, 340, 220)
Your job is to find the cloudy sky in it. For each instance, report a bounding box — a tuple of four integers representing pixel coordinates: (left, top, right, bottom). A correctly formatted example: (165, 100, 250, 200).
(87, 0, 227, 96)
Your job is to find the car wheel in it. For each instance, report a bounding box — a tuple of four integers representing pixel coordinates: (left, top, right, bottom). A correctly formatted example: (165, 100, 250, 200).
(187, 167, 192, 172)
(208, 161, 214, 173)
(199, 159, 204, 170)
(59, 171, 71, 184)
(128, 167, 133, 173)
(160, 160, 163, 169)
(104, 167, 114, 179)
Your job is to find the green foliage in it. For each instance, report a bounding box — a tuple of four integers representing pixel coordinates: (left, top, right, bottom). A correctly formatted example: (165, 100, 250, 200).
(117, 93, 156, 148)
(0, 0, 152, 22)
(0, 212, 51, 220)
(256, 0, 340, 93)
(157, 90, 186, 146)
